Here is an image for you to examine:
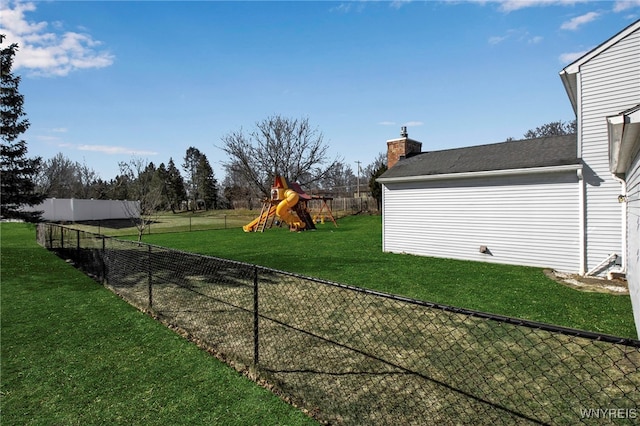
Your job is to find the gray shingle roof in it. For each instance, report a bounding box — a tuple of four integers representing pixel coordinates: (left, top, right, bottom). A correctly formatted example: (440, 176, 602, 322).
(379, 134, 579, 179)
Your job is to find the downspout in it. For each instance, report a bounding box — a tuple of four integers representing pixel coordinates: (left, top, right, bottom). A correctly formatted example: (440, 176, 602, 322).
(381, 183, 386, 252)
(611, 174, 627, 274)
(575, 71, 585, 275)
(577, 168, 586, 276)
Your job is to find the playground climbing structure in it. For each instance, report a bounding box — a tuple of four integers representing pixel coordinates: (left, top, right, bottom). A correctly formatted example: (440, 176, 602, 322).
(243, 176, 335, 232)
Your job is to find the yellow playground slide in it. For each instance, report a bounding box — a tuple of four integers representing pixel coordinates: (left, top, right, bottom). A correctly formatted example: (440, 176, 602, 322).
(276, 189, 305, 230)
(243, 205, 276, 232)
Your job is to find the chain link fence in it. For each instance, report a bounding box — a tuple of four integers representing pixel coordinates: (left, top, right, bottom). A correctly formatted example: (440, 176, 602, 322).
(37, 223, 640, 425)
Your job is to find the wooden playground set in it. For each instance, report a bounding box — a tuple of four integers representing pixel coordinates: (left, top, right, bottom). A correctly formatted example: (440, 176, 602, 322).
(243, 176, 337, 232)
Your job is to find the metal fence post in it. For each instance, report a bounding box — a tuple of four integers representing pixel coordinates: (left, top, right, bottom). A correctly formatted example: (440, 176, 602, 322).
(101, 236, 106, 285)
(148, 244, 153, 309)
(253, 265, 259, 367)
(76, 229, 80, 252)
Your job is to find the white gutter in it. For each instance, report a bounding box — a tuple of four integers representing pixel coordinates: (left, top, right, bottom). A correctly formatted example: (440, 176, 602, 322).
(377, 164, 582, 184)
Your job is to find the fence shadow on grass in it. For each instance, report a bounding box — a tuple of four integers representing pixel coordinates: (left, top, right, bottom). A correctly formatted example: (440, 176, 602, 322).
(37, 223, 640, 425)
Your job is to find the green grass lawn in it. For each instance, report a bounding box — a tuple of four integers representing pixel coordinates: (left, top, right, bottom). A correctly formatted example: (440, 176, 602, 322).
(0, 222, 318, 426)
(136, 215, 637, 339)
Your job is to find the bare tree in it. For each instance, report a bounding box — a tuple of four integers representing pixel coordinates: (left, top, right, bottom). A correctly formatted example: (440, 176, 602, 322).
(35, 153, 78, 197)
(221, 166, 260, 210)
(76, 161, 99, 199)
(220, 115, 341, 197)
(314, 160, 356, 196)
(118, 158, 164, 242)
(504, 119, 577, 142)
(35, 153, 100, 198)
(523, 119, 577, 139)
(182, 147, 200, 210)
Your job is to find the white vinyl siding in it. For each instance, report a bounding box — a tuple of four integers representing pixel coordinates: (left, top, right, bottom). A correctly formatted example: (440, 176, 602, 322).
(626, 148, 640, 338)
(578, 27, 640, 275)
(382, 171, 580, 272)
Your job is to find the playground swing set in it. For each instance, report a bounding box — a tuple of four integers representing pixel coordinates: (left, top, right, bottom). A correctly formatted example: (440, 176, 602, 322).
(243, 175, 337, 232)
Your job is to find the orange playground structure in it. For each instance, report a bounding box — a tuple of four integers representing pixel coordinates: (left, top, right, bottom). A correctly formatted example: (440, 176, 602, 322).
(243, 176, 336, 232)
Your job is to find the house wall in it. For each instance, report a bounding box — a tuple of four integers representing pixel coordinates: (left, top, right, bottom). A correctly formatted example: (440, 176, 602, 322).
(579, 26, 640, 275)
(382, 170, 581, 272)
(626, 145, 640, 338)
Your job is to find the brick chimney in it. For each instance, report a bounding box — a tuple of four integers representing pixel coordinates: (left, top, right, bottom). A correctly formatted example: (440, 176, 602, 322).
(387, 126, 422, 168)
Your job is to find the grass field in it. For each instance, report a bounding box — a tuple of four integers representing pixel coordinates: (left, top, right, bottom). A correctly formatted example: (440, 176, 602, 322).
(0, 222, 318, 426)
(123, 214, 639, 339)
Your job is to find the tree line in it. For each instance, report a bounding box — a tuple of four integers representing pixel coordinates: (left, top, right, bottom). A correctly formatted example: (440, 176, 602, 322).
(31, 142, 385, 212)
(34, 149, 217, 212)
(1, 36, 577, 222)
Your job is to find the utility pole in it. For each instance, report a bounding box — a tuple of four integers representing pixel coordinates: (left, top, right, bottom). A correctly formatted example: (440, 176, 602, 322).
(355, 160, 361, 198)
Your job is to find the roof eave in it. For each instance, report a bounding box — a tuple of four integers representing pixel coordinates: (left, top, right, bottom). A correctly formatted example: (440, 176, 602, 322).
(377, 164, 582, 185)
(559, 69, 578, 115)
(558, 19, 639, 116)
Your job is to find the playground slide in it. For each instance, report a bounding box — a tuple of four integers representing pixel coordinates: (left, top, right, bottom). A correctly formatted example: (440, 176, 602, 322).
(276, 189, 305, 230)
(243, 205, 276, 232)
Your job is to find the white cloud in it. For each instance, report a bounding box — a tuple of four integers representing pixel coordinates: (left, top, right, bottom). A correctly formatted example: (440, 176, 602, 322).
(488, 29, 543, 45)
(561, 12, 600, 30)
(51, 127, 68, 133)
(329, 2, 367, 13)
(330, 3, 352, 13)
(34, 134, 62, 143)
(613, 0, 640, 12)
(378, 120, 422, 127)
(77, 145, 158, 156)
(489, 35, 508, 45)
(559, 49, 589, 64)
(390, 0, 412, 9)
(404, 121, 424, 127)
(0, 1, 114, 77)
(496, 0, 587, 13)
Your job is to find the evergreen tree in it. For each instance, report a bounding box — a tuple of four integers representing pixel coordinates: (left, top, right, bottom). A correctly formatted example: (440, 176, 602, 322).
(182, 147, 217, 210)
(1, 36, 44, 221)
(367, 152, 387, 211)
(196, 154, 218, 210)
(166, 158, 187, 212)
(369, 164, 387, 211)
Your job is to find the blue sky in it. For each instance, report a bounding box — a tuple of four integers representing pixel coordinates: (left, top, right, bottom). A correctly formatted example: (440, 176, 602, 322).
(2, 0, 639, 183)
